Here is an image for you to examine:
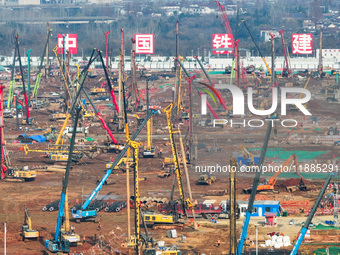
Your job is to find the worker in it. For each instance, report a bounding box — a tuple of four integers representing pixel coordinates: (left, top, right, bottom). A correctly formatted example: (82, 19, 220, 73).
(293, 235, 297, 244)
(83, 235, 86, 244)
(158, 148, 163, 158)
(211, 214, 215, 223)
(97, 222, 102, 231)
(216, 239, 220, 247)
(71, 225, 75, 233)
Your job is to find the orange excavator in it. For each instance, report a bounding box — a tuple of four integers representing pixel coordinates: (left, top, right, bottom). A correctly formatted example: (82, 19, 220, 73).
(243, 154, 303, 194)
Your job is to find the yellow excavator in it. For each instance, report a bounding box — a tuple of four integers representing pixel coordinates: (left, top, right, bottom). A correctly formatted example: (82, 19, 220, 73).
(21, 208, 39, 241)
(240, 144, 256, 166)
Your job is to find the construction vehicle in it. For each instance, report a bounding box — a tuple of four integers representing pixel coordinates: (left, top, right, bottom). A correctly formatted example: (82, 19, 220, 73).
(21, 208, 39, 241)
(285, 176, 308, 192)
(60, 189, 82, 247)
(6, 166, 36, 182)
(196, 174, 216, 185)
(90, 87, 106, 95)
(325, 126, 339, 136)
(160, 200, 240, 220)
(143, 116, 155, 157)
(162, 102, 194, 220)
(241, 20, 272, 76)
(239, 144, 259, 166)
(243, 154, 299, 194)
(105, 156, 133, 170)
(279, 30, 292, 77)
(15, 34, 34, 126)
(290, 173, 335, 255)
(43, 126, 57, 141)
(45, 108, 81, 253)
(101, 142, 125, 153)
(50, 113, 67, 121)
(71, 111, 155, 222)
(126, 139, 157, 254)
(237, 123, 272, 255)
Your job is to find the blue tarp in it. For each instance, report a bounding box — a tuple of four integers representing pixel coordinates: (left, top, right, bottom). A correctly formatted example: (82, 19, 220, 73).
(28, 135, 46, 143)
(16, 133, 46, 144)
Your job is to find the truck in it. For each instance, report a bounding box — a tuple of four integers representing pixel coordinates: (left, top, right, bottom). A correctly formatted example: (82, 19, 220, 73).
(158, 200, 240, 220)
(63, 126, 88, 137)
(101, 142, 125, 153)
(196, 174, 216, 185)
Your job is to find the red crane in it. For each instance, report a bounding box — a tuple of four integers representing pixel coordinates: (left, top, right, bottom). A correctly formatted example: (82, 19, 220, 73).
(279, 29, 291, 77)
(104, 31, 110, 71)
(215, 1, 235, 52)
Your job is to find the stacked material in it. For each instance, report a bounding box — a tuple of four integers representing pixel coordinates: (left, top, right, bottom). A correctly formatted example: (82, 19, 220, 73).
(264, 235, 291, 248)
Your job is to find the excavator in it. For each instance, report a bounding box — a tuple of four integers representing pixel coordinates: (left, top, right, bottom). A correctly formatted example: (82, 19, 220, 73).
(21, 208, 39, 241)
(243, 154, 304, 194)
(240, 144, 259, 166)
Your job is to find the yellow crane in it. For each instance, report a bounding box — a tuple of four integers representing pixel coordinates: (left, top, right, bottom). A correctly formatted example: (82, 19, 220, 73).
(60, 188, 82, 246)
(164, 102, 194, 218)
(21, 208, 39, 241)
(143, 116, 155, 157)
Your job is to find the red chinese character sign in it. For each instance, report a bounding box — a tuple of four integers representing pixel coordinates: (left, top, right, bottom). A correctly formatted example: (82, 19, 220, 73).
(212, 34, 233, 54)
(135, 34, 154, 54)
(292, 34, 313, 54)
(57, 34, 77, 54)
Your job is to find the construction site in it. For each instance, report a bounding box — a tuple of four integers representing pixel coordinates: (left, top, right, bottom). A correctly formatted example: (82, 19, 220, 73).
(0, 2, 340, 255)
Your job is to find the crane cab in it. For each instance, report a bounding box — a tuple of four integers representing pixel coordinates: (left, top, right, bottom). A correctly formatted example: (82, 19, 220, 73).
(143, 146, 155, 158)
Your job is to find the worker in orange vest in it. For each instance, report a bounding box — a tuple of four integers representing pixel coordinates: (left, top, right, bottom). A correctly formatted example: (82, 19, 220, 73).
(216, 239, 221, 247)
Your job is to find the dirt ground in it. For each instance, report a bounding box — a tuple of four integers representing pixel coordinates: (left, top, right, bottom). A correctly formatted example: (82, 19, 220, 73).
(0, 70, 339, 254)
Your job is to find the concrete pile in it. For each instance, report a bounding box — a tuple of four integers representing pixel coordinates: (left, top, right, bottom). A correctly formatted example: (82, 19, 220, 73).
(262, 235, 291, 248)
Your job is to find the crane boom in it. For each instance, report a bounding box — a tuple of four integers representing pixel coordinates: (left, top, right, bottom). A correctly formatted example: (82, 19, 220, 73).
(241, 20, 272, 76)
(237, 123, 272, 255)
(268, 154, 297, 186)
(15, 34, 30, 122)
(175, 58, 219, 119)
(79, 110, 155, 212)
(164, 102, 186, 215)
(279, 30, 291, 77)
(215, 1, 234, 51)
(290, 172, 335, 254)
(45, 107, 81, 253)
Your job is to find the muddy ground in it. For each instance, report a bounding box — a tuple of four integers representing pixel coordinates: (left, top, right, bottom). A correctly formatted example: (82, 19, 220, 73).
(0, 71, 339, 254)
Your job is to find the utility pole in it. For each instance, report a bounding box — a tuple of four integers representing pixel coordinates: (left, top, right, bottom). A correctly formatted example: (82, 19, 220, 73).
(3, 222, 6, 255)
(45, 22, 50, 78)
(269, 33, 275, 86)
(104, 31, 110, 71)
(230, 157, 237, 255)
